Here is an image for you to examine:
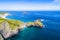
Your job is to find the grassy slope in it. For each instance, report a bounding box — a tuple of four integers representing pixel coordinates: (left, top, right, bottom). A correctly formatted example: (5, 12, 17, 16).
(0, 18, 23, 30)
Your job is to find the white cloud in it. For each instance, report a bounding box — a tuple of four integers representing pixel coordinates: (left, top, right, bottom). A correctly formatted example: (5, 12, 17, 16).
(0, 2, 60, 11)
(53, 0, 60, 3)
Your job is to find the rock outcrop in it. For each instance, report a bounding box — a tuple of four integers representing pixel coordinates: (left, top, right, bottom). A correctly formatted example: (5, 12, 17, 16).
(0, 34, 4, 40)
(26, 20, 43, 28)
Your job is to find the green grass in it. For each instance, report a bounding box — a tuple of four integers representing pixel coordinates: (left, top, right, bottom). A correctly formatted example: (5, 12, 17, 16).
(0, 18, 24, 30)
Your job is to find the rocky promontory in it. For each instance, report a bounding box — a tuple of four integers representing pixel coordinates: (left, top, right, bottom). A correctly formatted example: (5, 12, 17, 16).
(26, 19, 43, 28)
(0, 18, 43, 39)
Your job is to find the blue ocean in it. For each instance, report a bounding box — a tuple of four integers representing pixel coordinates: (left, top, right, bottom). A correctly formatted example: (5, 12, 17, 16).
(4, 11, 60, 40)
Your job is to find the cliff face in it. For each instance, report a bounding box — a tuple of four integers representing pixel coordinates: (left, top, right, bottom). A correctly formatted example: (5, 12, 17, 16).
(0, 18, 24, 38)
(0, 34, 4, 40)
(0, 21, 19, 38)
(0, 21, 11, 38)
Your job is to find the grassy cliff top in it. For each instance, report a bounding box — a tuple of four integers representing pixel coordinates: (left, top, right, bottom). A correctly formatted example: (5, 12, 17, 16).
(0, 18, 24, 30)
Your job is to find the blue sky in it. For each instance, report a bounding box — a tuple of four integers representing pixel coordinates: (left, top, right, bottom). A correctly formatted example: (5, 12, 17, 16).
(0, 0, 60, 11)
(0, 0, 53, 2)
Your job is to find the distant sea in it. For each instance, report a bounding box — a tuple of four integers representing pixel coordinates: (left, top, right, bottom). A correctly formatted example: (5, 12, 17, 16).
(2, 11, 60, 40)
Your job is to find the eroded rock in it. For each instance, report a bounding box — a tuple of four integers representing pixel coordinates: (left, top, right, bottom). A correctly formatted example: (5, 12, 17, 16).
(26, 20, 43, 28)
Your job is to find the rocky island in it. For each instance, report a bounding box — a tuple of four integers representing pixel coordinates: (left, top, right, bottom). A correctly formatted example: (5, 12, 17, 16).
(0, 12, 43, 39)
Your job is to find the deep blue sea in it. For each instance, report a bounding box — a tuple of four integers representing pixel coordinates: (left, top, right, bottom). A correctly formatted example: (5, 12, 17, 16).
(3, 11, 60, 40)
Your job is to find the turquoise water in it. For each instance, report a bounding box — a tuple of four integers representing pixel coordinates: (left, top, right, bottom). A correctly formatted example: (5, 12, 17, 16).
(4, 11, 60, 40)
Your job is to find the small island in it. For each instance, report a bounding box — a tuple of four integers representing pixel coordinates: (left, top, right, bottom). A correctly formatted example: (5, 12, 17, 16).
(0, 12, 44, 39)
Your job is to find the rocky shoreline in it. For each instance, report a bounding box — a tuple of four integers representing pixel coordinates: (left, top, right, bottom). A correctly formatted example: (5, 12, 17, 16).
(0, 18, 43, 39)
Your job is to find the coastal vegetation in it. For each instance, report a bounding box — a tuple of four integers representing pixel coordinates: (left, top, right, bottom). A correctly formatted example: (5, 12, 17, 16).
(0, 18, 23, 30)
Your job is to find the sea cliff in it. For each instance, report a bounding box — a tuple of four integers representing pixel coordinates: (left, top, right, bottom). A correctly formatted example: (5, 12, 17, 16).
(0, 18, 43, 39)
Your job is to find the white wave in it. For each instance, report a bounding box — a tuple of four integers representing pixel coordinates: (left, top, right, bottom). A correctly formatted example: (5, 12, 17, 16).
(40, 19, 45, 22)
(0, 13, 10, 18)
